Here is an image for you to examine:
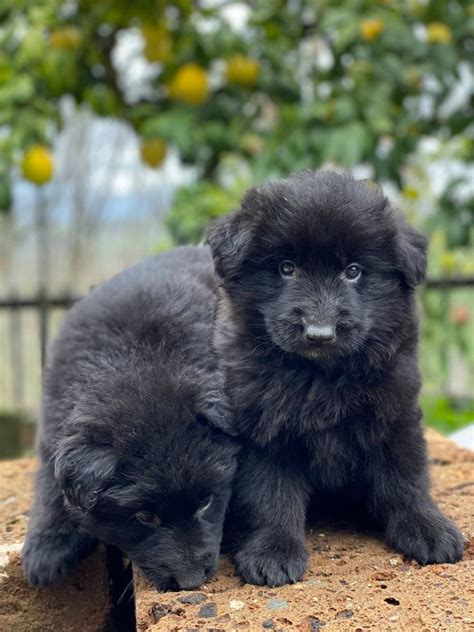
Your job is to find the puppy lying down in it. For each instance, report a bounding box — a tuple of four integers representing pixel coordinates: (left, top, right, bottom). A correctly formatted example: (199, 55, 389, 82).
(22, 246, 238, 591)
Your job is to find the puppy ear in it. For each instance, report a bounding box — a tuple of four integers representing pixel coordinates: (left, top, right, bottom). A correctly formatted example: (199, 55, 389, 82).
(54, 433, 116, 511)
(395, 220, 428, 288)
(206, 210, 252, 280)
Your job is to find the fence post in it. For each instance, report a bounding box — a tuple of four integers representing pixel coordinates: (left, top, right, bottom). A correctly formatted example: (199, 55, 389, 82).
(35, 189, 50, 367)
(8, 297, 24, 408)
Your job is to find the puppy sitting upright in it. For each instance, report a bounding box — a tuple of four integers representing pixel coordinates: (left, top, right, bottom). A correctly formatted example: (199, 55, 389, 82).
(208, 170, 463, 587)
(23, 246, 238, 591)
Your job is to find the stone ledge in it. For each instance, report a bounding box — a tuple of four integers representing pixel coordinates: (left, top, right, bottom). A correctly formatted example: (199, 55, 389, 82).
(134, 429, 474, 631)
(0, 459, 111, 632)
(1, 430, 471, 631)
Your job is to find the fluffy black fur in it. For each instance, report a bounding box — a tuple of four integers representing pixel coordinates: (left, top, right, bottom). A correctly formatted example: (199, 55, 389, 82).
(207, 170, 464, 587)
(22, 246, 239, 591)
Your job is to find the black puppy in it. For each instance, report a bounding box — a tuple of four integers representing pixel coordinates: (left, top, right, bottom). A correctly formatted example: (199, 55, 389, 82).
(22, 246, 238, 591)
(208, 170, 464, 587)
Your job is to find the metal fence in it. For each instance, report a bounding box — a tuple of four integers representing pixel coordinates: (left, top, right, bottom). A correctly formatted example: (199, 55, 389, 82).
(1, 277, 473, 412)
(0, 293, 79, 410)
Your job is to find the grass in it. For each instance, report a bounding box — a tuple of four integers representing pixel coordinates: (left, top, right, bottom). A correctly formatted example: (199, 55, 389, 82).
(421, 394, 474, 435)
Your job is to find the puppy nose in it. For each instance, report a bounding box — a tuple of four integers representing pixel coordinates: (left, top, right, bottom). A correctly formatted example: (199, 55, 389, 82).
(161, 577, 180, 591)
(176, 570, 206, 591)
(304, 324, 336, 344)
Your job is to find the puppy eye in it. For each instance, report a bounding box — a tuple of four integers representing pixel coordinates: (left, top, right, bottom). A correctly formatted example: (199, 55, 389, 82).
(343, 264, 361, 281)
(195, 495, 213, 518)
(279, 260, 296, 277)
(135, 512, 162, 528)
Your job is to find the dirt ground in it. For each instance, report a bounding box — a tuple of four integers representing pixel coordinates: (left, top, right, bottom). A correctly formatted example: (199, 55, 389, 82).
(134, 429, 474, 631)
(0, 458, 110, 632)
(0, 430, 472, 631)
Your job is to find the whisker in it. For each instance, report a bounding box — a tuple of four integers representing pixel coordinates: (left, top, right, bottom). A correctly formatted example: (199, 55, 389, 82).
(117, 578, 134, 604)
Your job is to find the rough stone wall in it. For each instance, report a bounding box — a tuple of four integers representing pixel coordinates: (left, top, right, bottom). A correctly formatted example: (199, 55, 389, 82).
(0, 430, 472, 631)
(134, 429, 474, 631)
(0, 459, 111, 632)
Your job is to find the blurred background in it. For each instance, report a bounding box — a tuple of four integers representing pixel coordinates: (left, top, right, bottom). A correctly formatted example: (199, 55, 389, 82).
(0, 0, 473, 458)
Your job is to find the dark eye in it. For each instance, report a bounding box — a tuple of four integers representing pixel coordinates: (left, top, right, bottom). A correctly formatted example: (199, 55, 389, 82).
(135, 511, 161, 528)
(279, 260, 296, 277)
(195, 495, 213, 518)
(343, 264, 361, 281)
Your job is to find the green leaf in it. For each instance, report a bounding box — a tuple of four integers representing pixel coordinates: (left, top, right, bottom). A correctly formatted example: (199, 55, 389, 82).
(0, 75, 34, 105)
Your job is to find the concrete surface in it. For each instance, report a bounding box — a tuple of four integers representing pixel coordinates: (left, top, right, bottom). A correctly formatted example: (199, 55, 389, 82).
(134, 429, 474, 631)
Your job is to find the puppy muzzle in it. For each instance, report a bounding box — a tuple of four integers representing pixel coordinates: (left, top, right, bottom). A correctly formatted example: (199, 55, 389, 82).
(304, 323, 336, 344)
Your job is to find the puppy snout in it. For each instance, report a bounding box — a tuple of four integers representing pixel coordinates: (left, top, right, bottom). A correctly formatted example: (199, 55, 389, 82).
(304, 324, 336, 344)
(175, 570, 207, 591)
(160, 577, 180, 591)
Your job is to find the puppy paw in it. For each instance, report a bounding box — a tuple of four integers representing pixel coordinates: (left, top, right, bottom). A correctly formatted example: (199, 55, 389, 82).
(22, 528, 96, 587)
(235, 529, 308, 587)
(386, 508, 464, 565)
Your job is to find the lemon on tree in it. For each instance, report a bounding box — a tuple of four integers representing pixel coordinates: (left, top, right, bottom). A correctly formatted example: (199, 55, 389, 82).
(50, 26, 82, 51)
(141, 23, 172, 63)
(226, 55, 260, 87)
(360, 18, 384, 41)
(169, 64, 209, 105)
(426, 22, 452, 45)
(140, 138, 167, 168)
(440, 252, 456, 274)
(21, 145, 54, 185)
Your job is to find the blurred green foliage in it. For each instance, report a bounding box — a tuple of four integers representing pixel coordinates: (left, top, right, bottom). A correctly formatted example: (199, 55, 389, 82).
(167, 180, 244, 244)
(1, 0, 472, 432)
(421, 395, 474, 435)
(1, 0, 473, 204)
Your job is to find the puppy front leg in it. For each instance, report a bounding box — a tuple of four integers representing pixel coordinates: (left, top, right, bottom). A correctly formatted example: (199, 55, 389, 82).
(231, 448, 310, 587)
(366, 425, 464, 565)
(22, 460, 96, 586)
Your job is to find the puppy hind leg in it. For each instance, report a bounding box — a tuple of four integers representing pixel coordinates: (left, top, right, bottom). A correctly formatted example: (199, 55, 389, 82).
(231, 449, 310, 587)
(22, 462, 97, 587)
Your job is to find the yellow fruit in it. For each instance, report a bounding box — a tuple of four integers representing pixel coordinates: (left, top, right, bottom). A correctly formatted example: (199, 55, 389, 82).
(141, 24, 172, 63)
(426, 22, 452, 45)
(169, 64, 209, 105)
(21, 145, 54, 185)
(360, 18, 385, 41)
(440, 252, 456, 273)
(140, 138, 167, 168)
(226, 55, 260, 87)
(50, 26, 82, 51)
(402, 186, 419, 200)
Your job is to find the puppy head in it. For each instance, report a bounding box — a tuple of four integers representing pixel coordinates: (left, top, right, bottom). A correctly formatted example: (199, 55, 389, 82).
(54, 371, 239, 591)
(208, 170, 426, 365)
